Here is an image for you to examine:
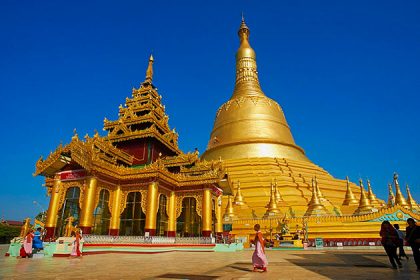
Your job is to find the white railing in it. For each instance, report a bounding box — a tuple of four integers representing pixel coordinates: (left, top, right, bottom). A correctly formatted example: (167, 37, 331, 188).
(82, 235, 214, 245)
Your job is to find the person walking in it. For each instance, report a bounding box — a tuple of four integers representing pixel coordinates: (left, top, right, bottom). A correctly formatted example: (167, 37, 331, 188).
(23, 229, 34, 258)
(380, 221, 402, 269)
(393, 224, 409, 260)
(405, 218, 420, 271)
(252, 224, 268, 272)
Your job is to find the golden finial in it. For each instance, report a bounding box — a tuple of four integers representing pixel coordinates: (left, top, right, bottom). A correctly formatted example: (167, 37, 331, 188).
(265, 182, 281, 216)
(274, 179, 282, 203)
(314, 176, 325, 201)
(233, 181, 245, 206)
(223, 196, 236, 219)
(342, 176, 358, 206)
(353, 179, 373, 215)
(304, 177, 329, 216)
(406, 184, 419, 211)
(145, 54, 154, 84)
(393, 173, 408, 207)
(366, 179, 380, 207)
(387, 183, 395, 207)
(19, 218, 31, 238)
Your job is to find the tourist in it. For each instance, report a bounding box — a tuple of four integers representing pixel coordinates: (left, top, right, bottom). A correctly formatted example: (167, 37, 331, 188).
(23, 229, 34, 258)
(32, 227, 43, 253)
(70, 228, 82, 258)
(393, 224, 408, 260)
(405, 218, 420, 271)
(251, 224, 268, 272)
(379, 221, 402, 269)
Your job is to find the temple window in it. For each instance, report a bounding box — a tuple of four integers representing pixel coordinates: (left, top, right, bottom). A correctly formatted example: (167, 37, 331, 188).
(92, 189, 111, 235)
(156, 194, 168, 236)
(57, 187, 80, 237)
(119, 192, 145, 236)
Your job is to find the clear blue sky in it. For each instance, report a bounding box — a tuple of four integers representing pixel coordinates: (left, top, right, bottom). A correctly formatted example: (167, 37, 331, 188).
(1, 1, 419, 220)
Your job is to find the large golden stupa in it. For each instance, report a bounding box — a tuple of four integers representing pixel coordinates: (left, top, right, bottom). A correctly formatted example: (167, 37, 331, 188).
(202, 18, 419, 241)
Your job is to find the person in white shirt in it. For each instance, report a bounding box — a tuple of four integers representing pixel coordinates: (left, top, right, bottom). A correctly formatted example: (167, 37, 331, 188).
(394, 224, 409, 260)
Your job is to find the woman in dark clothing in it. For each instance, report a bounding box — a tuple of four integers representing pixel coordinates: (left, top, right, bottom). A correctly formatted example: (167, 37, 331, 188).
(405, 218, 420, 271)
(380, 221, 402, 269)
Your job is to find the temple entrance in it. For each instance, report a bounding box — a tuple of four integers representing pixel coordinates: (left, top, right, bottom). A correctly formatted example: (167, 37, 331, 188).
(57, 187, 80, 237)
(92, 189, 111, 235)
(156, 194, 168, 236)
(119, 192, 146, 236)
(176, 197, 201, 237)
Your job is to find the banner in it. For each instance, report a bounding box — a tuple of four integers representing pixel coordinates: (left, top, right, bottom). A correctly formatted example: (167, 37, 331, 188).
(58, 169, 86, 181)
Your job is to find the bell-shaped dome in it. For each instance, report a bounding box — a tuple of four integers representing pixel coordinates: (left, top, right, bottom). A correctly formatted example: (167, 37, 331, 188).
(202, 18, 308, 162)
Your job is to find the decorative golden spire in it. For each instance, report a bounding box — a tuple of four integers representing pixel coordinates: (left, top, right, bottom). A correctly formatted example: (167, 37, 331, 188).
(304, 178, 329, 216)
(314, 176, 325, 201)
(223, 196, 236, 219)
(265, 183, 281, 216)
(233, 181, 245, 206)
(342, 176, 358, 206)
(366, 179, 380, 207)
(387, 183, 395, 207)
(393, 173, 408, 207)
(145, 54, 154, 84)
(353, 179, 373, 215)
(274, 179, 282, 203)
(406, 184, 419, 211)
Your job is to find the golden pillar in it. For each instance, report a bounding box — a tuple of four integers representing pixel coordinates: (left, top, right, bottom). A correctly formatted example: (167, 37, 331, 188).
(79, 177, 97, 234)
(109, 185, 122, 236)
(202, 188, 212, 237)
(166, 191, 177, 237)
(215, 196, 223, 235)
(145, 181, 159, 236)
(45, 178, 61, 239)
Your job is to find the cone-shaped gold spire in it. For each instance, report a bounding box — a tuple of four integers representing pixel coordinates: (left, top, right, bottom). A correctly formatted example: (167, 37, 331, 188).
(314, 176, 325, 201)
(304, 178, 329, 216)
(233, 181, 245, 206)
(223, 196, 236, 219)
(354, 179, 374, 215)
(393, 173, 408, 207)
(366, 179, 381, 207)
(274, 179, 282, 203)
(387, 183, 395, 207)
(144, 54, 154, 84)
(201, 18, 308, 162)
(342, 176, 358, 206)
(265, 183, 281, 216)
(406, 184, 419, 211)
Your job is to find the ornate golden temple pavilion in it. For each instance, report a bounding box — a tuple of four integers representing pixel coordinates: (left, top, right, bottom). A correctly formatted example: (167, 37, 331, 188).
(35, 18, 419, 244)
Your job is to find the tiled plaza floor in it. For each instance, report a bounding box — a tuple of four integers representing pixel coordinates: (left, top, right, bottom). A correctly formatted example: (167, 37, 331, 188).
(0, 245, 418, 279)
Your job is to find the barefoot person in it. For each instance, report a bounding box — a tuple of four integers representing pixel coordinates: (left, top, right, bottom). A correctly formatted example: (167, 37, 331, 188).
(252, 224, 268, 272)
(393, 224, 408, 260)
(380, 221, 402, 269)
(70, 228, 82, 258)
(406, 218, 420, 271)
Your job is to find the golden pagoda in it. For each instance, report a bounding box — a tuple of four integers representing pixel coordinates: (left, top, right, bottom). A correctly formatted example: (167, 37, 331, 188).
(387, 183, 395, 207)
(353, 180, 374, 215)
(366, 180, 381, 208)
(202, 17, 365, 219)
(304, 178, 329, 216)
(393, 173, 408, 208)
(342, 176, 358, 206)
(233, 181, 246, 206)
(406, 184, 419, 212)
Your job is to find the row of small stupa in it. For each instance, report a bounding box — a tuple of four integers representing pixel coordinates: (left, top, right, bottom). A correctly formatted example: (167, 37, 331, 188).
(224, 173, 419, 219)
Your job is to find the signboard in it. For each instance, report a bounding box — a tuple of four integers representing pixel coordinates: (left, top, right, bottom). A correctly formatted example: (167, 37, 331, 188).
(223, 224, 232, 232)
(315, 238, 324, 248)
(58, 170, 86, 181)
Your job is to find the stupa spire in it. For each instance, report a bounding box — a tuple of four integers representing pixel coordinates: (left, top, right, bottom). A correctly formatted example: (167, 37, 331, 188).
(314, 176, 325, 201)
(274, 179, 282, 203)
(144, 54, 154, 84)
(366, 179, 381, 207)
(406, 184, 419, 211)
(223, 196, 236, 219)
(354, 179, 373, 215)
(233, 181, 245, 206)
(342, 176, 358, 206)
(232, 16, 263, 98)
(305, 178, 329, 216)
(393, 173, 408, 207)
(265, 183, 281, 216)
(387, 183, 395, 207)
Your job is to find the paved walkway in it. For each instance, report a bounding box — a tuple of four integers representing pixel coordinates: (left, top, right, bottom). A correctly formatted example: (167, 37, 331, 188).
(0, 245, 418, 279)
